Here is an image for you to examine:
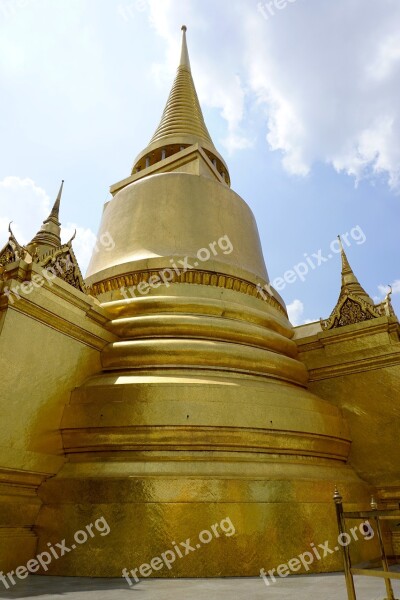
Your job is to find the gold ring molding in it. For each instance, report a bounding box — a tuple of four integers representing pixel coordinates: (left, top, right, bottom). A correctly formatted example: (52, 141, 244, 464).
(88, 268, 287, 316)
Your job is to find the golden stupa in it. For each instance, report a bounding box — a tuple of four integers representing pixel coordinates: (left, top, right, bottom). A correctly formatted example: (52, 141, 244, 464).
(0, 27, 399, 580)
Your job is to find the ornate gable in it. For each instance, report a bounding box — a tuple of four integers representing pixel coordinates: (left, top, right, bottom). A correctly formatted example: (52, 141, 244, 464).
(0, 241, 17, 267)
(39, 243, 86, 293)
(0, 225, 27, 267)
(321, 237, 389, 331)
(321, 292, 379, 330)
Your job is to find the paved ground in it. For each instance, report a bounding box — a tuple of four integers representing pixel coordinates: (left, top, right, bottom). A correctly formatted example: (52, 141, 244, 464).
(0, 574, 399, 600)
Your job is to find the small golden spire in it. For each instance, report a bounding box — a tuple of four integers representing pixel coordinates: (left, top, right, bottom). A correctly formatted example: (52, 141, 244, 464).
(337, 234, 374, 304)
(48, 179, 64, 224)
(28, 180, 64, 252)
(338, 235, 353, 275)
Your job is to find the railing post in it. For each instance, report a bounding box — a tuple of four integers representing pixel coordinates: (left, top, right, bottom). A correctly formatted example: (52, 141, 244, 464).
(371, 496, 397, 600)
(334, 488, 357, 600)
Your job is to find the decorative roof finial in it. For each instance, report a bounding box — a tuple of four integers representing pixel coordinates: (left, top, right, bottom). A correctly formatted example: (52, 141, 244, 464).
(28, 180, 64, 252)
(336, 234, 373, 302)
(337, 235, 353, 275)
(7, 223, 23, 250)
(47, 179, 64, 225)
(333, 486, 342, 504)
(67, 229, 77, 245)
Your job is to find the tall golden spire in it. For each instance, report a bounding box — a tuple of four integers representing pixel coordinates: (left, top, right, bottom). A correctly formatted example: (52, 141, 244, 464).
(28, 180, 64, 253)
(148, 25, 214, 148)
(131, 26, 229, 181)
(338, 235, 374, 304)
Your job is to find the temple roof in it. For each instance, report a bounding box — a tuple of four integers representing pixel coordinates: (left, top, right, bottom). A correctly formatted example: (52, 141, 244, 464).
(321, 236, 395, 329)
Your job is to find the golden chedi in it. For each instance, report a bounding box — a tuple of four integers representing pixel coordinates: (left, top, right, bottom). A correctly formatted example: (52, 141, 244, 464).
(4, 27, 399, 580)
(32, 27, 374, 577)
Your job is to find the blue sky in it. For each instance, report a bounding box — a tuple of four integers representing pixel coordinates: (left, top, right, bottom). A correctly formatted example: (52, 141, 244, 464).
(0, 0, 399, 324)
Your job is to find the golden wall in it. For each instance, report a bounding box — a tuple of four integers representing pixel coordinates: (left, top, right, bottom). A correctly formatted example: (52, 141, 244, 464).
(0, 271, 114, 573)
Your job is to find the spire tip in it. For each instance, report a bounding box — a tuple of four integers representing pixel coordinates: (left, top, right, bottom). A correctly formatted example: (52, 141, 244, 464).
(179, 24, 190, 70)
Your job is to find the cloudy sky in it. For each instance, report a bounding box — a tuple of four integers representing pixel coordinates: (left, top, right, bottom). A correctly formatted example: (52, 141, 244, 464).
(1, 0, 399, 324)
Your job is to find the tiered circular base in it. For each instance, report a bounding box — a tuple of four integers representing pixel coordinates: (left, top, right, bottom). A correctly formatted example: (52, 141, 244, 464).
(35, 286, 376, 576)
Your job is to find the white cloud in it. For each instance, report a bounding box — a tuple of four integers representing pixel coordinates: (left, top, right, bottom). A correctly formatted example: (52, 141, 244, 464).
(0, 0, 116, 149)
(0, 176, 50, 244)
(146, 0, 400, 190)
(367, 34, 400, 83)
(0, 176, 96, 272)
(245, 0, 400, 189)
(221, 131, 254, 155)
(287, 298, 304, 326)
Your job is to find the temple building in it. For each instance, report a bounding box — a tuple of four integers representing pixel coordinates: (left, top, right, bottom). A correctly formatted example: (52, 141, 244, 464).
(0, 26, 399, 577)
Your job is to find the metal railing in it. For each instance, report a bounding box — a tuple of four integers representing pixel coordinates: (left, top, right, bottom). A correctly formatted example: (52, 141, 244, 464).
(334, 488, 400, 600)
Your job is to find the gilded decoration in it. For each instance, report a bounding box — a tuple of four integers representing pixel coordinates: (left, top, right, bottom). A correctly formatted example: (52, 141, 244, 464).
(321, 238, 396, 330)
(0, 185, 86, 294)
(321, 294, 379, 330)
(0, 224, 27, 267)
(88, 268, 286, 316)
(40, 244, 86, 293)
